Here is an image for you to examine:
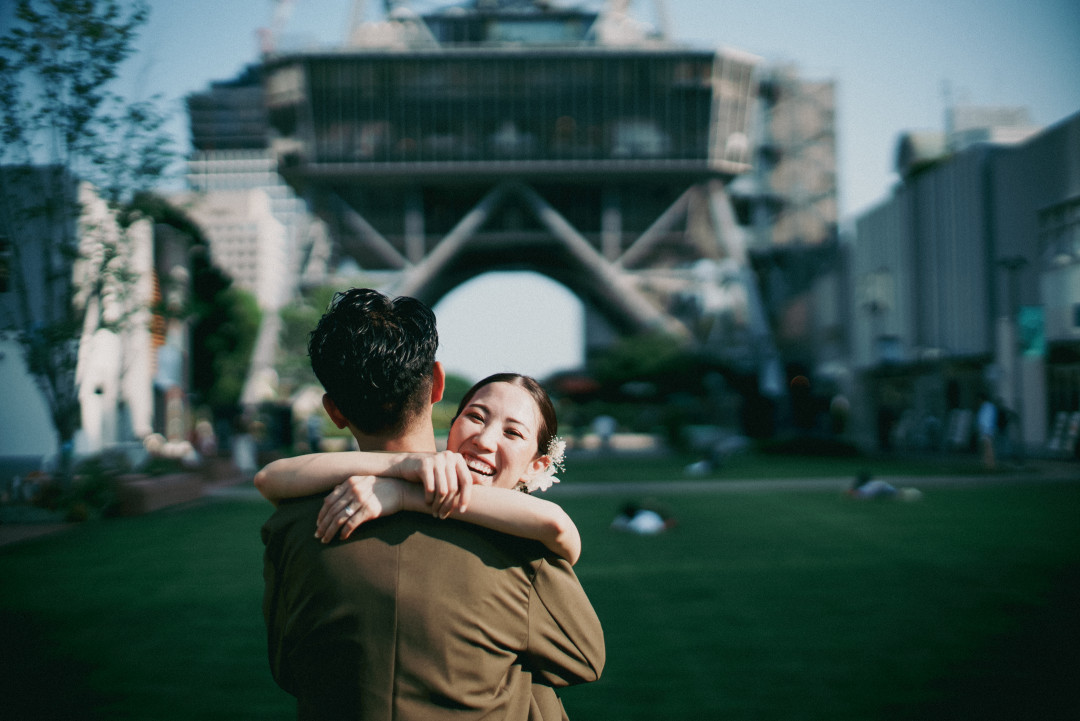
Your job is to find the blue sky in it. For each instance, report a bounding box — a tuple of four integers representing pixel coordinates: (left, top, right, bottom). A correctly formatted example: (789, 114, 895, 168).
(127, 0, 1080, 381)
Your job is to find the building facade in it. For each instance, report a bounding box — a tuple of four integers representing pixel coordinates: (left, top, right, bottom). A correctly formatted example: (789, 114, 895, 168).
(851, 110, 1080, 457)
(175, 0, 848, 436)
(1, 167, 195, 472)
(260, 0, 760, 349)
(183, 67, 332, 406)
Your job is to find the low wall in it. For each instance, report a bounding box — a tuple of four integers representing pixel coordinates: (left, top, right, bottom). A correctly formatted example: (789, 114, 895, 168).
(114, 473, 204, 516)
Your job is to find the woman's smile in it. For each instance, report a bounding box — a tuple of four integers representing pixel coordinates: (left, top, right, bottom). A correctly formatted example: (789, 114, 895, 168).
(462, 454, 496, 483)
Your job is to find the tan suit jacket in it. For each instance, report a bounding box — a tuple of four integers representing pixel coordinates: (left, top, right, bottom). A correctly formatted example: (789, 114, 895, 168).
(263, 495, 605, 720)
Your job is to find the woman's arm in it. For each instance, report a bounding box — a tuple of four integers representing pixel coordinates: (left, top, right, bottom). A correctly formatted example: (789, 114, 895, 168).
(318, 479, 582, 565)
(453, 487, 581, 564)
(253, 450, 471, 516)
(254, 452, 393, 503)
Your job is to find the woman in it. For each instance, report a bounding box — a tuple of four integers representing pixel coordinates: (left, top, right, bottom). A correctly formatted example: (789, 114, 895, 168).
(255, 373, 581, 563)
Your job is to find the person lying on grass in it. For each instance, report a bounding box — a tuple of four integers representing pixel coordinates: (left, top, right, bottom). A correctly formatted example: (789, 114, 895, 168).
(256, 372, 581, 564)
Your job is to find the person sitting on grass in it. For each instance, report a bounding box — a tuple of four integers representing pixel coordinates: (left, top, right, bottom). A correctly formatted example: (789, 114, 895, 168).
(847, 471, 922, 502)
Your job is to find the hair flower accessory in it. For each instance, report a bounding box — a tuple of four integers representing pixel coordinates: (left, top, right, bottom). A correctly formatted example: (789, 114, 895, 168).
(521, 436, 567, 493)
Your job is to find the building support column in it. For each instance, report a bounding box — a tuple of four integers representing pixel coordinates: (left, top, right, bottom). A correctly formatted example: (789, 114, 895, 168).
(601, 186, 622, 261)
(405, 187, 425, 264)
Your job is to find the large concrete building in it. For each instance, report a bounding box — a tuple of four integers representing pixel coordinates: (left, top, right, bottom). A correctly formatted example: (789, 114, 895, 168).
(732, 64, 843, 385)
(851, 108, 1080, 456)
(181, 0, 842, 436)
(255, 0, 843, 416)
(261, 0, 762, 353)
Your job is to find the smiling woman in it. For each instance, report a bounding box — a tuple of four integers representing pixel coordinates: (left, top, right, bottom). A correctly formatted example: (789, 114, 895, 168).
(448, 373, 559, 491)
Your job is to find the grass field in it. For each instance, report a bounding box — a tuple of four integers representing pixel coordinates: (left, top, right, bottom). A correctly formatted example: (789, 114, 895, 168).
(1, 457, 1078, 720)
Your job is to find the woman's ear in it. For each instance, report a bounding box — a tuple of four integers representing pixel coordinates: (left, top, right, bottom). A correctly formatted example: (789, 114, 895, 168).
(527, 455, 551, 478)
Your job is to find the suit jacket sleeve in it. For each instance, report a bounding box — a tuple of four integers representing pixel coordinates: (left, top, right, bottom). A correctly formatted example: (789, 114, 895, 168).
(525, 555, 606, 687)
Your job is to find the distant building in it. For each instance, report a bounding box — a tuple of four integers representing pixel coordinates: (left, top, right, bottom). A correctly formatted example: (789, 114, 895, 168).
(947, 105, 1041, 152)
(0, 167, 195, 472)
(730, 64, 844, 391)
(736, 64, 838, 251)
(183, 66, 332, 405)
(186, 150, 332, 289)
(181, 2, 849, 436)
(185, 64, 331, 292)
(260, 1, 760, 347)
(175, 188, 289, 311)
(851, 108, 1080, 456)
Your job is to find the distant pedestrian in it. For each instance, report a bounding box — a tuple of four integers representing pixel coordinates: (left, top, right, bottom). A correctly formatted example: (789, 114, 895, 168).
(592, 414, 616, 451)
(232, 418, 258, 478)
(976, 393, 997, 470)
(305, 413, 323, 452)
(829, 393, 850, 436)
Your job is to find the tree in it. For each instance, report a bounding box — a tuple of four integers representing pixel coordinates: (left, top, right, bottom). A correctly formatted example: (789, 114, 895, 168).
(274, 285, 339, 397)
(0, 1, 171, 478)
(190, 271, 262, 422)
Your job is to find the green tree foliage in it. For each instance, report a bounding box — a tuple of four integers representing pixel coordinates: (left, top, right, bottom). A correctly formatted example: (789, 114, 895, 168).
(581, 330, 725, 445)
(589, 330, 698, 394)
(274, 285, 339, 396)
(190, 260, 261, 420)
(0, 0, 171, 475)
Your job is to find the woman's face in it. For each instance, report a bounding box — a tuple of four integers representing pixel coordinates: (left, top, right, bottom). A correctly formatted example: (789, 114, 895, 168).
(447, 382, 545, 489)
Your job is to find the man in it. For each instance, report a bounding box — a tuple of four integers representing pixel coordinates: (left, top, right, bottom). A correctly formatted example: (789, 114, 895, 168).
(976, 392, 997, 470)
(261, 288, 604, 720)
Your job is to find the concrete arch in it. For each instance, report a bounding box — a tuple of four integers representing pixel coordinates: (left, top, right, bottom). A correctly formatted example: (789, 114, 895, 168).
(388, 181, 688, 338)
(406, 251, 646, 339)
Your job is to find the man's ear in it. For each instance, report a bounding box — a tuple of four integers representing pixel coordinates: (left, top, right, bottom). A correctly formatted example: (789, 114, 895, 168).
(322, 394, 350, 430)
(430, 361, 445, 404)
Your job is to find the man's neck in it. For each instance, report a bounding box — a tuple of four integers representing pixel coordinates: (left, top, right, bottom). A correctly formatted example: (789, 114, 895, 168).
(351, 421, 438, 453)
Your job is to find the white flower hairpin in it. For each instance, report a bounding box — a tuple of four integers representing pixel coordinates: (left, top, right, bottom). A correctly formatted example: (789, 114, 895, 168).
(520, 436, 567, 493)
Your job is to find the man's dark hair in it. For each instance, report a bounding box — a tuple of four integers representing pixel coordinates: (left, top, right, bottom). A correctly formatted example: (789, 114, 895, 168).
(308, 288, 438, 437)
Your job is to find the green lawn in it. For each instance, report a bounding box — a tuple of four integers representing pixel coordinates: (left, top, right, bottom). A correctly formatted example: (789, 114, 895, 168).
(1, 466, 1078, 720)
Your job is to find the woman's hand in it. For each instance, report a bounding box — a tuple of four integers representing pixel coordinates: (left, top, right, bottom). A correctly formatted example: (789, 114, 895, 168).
(390, 451, 474, 518)
(315, 476, 406, 543)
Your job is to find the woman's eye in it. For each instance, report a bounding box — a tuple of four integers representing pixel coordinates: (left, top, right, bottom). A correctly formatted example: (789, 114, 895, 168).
(506, 429, 524, 439)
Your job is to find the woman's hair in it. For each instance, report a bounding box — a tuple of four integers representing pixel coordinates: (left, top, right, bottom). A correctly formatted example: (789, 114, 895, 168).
(308, 288, 438, 437)
(453, 373, 558, 458)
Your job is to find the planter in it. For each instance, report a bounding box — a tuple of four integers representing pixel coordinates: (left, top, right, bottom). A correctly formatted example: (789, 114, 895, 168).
(114, 472, 203, 516)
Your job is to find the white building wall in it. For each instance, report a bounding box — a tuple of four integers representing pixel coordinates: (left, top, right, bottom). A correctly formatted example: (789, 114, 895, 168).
(187, 149, 330, 291)
(73, 183, 156, 455)
(992, 111, 1080, 447)
(852, 110, 1080, 450)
